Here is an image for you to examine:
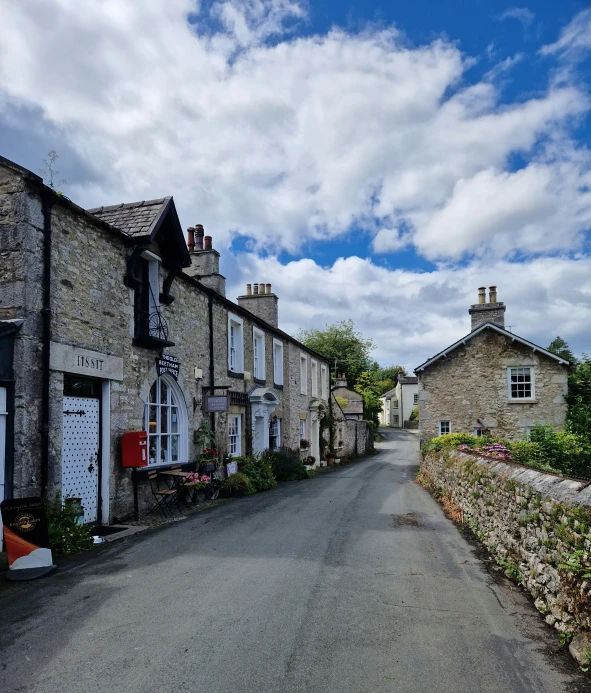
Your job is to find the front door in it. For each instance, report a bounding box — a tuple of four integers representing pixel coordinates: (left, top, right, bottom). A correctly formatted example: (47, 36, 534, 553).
(61, 377, 101, 523)
(0, 387, 6, 541)
(253, 415, 266, 455)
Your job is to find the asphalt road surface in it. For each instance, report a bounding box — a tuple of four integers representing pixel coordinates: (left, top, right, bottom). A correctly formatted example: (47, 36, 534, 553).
(0, 429, 588, 693)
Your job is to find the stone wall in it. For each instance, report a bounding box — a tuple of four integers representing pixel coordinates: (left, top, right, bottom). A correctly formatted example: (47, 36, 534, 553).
(418, 328, 568, 442)
(421, 450, 591, 634)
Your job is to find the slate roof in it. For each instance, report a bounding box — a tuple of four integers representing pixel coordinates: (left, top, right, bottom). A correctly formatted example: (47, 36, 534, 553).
(380, 387, 397, 400)
(87, 198, 171, 238)
(414, 322, 570, 373)
(398, 376, 418, 384)
(332, 386, 364, 415)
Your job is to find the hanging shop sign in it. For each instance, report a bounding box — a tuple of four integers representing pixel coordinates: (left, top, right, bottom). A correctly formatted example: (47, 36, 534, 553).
(156, 354, 180, 380)
(0, 497, 57, 581)
(203, 395, 228, 412)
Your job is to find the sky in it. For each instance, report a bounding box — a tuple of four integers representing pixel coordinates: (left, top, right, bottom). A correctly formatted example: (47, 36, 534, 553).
(1, 0, 591, 373)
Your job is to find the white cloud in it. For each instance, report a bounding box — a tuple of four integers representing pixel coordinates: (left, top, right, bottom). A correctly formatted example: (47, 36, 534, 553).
(0, 0, 589, 263)
(496, 8, 535, 27)
(225, 253, 591, 371)
(541, 8, 591, 59)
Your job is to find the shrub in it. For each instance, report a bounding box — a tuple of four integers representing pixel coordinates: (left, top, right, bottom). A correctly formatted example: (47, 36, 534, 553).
(221, 472, 253, 495)
(422, 433, 480, 456)
(509, 441, 560, 473)
(529, 424, 591, 479)
(234, 455, 277, 492)
(262, 448, 308, 481)
(45, 493, 94, 557)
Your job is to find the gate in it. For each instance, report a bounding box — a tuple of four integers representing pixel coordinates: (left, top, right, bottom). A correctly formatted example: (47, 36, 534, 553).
(61, 396, 100, 523)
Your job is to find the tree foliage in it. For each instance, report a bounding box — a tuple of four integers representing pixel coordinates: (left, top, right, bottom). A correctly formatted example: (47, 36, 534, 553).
(298, 319, 375, 386)
(548, 336, 578, 366)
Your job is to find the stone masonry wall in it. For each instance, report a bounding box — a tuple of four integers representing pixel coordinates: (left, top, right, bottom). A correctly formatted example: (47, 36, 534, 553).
(418, 329, 568, 442)
(421, 450, 591, 634)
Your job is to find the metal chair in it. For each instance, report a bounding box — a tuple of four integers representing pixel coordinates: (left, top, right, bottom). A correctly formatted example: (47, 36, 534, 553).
(146, 470, 181, 517)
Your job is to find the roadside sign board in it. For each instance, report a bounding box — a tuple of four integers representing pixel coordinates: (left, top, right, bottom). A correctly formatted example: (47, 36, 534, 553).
(204, 395, 228, 412)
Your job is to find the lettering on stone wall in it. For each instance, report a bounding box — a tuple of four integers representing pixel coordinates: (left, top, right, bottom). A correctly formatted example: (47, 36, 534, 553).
(76, 355, 105, 372)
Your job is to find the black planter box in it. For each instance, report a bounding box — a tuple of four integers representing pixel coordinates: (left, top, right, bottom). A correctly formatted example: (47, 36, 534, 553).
(198, 463, 216, 473)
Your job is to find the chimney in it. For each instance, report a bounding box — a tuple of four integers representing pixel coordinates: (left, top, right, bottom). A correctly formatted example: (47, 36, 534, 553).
(236, 280, 279, 327)
(184, 225, 226, 296)
(335, 374, 348, 388)
(469, 285, 506, 331)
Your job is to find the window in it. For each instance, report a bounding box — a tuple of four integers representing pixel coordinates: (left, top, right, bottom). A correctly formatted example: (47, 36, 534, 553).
(300, 354, 307, 395)
(269, 417, 280, 450)
(508, 367, 534, 400)
(438, 420, 451, 435)
(474, 427, 492, 437)
(228, 414, 242, 456)
(145, 376, 187, 466)
(228, 313, 244, 373)
(413, 393, 419, 405)
(134, 251, 168, 345)
(393, 415, 399, 425)
(253, 327, 265, 380)
(273, 339, 283, 385)
(299, 419, 306, 440)
(321, 364, 328, 400)
(311, 360, 318, 397)
(393, 399, 399, 409)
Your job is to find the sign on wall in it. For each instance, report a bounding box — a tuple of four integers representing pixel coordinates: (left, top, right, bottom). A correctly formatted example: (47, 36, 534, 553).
(0, 497, 56, 581)
(226, 462, 238, 476)
(156, 354, 180, 380)
(204, 395, 228, 412)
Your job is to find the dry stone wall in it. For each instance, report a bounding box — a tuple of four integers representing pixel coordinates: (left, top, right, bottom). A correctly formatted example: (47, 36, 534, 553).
(421, 450, 591, 634)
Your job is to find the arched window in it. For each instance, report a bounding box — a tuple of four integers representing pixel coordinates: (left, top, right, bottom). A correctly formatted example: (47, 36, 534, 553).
(145, 375, 188, 466)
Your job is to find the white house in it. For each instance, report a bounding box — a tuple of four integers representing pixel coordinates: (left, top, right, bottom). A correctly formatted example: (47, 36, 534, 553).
(379, 376, 419, 428)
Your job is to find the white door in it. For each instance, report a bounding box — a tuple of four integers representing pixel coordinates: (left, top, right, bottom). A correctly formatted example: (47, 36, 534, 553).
(0, 387, 6, 541)
(311, 417, 320, 462)
(61, 396, 100, 523)
(253, 415, 266, 455)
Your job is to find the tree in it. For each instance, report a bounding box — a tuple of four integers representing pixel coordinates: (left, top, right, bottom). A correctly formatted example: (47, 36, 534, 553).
(566, 354, 591, 439)
(548, 336, 578, 367)
(39, 150, 67, 191)
(373, 365, 407, 382)
(298, 319, 375, 386)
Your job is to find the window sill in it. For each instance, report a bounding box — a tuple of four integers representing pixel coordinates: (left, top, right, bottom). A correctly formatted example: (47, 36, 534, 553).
(273, 383, 284, 390)
(253, 377, 266, 385)
(507, 399, 538, 404)
(133, 335, 175, 350)
(227, 370, 244, 379)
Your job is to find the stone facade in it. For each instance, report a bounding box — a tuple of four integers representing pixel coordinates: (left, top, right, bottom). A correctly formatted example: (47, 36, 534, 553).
(0, 155, 331, 525)
(421, 449, 591, 635)
(416, 292, 568, 442)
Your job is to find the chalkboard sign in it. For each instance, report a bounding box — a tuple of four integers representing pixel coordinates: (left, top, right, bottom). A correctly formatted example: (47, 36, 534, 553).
(204, 395, 228, 412)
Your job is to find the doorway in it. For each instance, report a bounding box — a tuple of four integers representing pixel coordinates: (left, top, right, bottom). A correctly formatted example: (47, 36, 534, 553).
(61, 376, 102, 524)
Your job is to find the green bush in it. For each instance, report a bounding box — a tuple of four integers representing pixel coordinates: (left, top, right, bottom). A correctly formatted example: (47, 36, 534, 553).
(262, 448, 309, 482)
(221, 472, 253, 495)
(529, 424, 591, 478)
(509, 441, 560, 473)
(234, 455, 277, 492)
(422, 433, 481, 456)
(45, 493, 94, 557)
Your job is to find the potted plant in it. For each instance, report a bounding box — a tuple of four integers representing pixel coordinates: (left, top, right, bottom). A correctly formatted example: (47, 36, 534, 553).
(299, 439, 310, 450)
(197, 447, 218, 474)
(327, 451, 335, 466)
(305, 455, 316, 467)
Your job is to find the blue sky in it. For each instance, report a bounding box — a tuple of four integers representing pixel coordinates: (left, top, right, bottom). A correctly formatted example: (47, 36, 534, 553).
(2, 0, 591, 370)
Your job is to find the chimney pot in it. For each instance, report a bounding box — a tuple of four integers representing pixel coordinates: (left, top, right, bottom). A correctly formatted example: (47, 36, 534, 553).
(478, 287, 486, 305)
(204, 235, 212, 251)
(489, 285, 497, 303)
(246, 284, 252, 296)
(195, 224, 204, 251)
(266, 283, 272, 294)
(253, 283, 259, 295)
(187, 227, 195, 252)
(259, 283, 265, 295)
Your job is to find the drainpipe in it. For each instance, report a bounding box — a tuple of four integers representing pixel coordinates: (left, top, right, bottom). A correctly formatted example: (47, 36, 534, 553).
(208, 293, 215, 436)
(40, 189, 54, 497)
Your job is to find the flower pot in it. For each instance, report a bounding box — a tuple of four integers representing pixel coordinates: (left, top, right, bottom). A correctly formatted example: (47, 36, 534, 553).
(327, 458, 334, 466)
(198, 463, 216, 474)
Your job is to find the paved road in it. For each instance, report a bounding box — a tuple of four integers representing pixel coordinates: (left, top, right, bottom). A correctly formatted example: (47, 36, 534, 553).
(0, 430, 586, 692)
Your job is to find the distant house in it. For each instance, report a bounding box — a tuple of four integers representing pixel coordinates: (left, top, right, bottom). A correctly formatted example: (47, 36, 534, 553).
(379, 376, 418, 428)
(332, 374, 364, 420)
(414, 287, 569, 442)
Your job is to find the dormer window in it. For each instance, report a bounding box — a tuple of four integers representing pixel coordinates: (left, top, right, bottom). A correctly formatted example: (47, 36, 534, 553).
(132, 250, 174, 349)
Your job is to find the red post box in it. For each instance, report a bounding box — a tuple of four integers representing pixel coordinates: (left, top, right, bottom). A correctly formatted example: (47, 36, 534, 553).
(121, 431, 148, 468)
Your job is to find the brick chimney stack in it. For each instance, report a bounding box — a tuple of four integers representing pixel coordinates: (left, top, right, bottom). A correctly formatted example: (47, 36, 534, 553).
(184, 224, 226, 296)
(469, 285, 506, 331)
(236, 282, 279, 327)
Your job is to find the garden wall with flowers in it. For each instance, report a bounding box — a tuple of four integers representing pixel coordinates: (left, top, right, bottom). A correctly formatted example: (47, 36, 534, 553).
(419, 433, 591, 655)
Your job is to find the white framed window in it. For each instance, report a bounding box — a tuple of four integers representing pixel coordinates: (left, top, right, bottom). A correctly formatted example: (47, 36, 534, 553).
(320, 364, 328, 400)
(438, 420, 451, 436)
(413, 393, 419, 405)
(145, 375, 188, 466)
(269, 417, 280, 450)
(228, 313, 244, 373)
(253, 327, 265, 380)
(299, 419, 306, 440)
(508, 367, 534, 400)
(393, 415, 399, 425)
(300, 354, 308, 395)
(311, 360, 318, 397)
(228, 414, 242, 456)
(474, 427, 493, 437)
(393, 400, 399, 409)
(273, 339, 283, 385)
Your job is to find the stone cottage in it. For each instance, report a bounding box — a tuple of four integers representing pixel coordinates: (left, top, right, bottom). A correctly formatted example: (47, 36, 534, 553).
(415, 287, 569, 442)
(331, 374, 363, 420)
(0, 154, 330, 531)
(379, 376, 418, 428)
